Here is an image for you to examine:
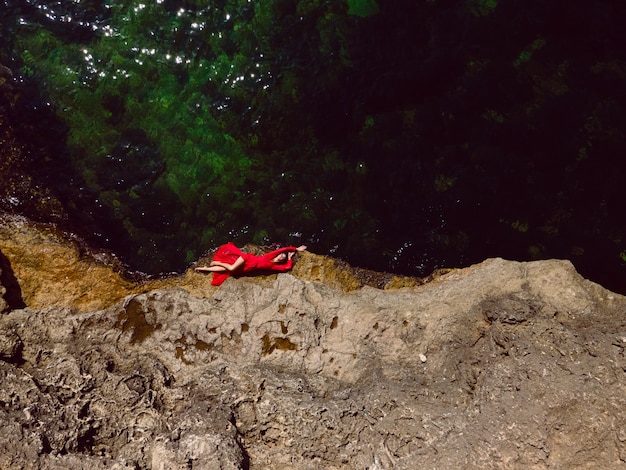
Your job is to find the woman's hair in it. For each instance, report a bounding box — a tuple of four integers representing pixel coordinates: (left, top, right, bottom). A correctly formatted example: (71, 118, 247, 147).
(273, 252, 288, 263)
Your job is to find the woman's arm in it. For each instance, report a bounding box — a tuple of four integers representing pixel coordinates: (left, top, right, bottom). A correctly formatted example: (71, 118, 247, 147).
(253, 245, 307, 272)
(289, 245, 307, 259)
(265, 245, 307, 259)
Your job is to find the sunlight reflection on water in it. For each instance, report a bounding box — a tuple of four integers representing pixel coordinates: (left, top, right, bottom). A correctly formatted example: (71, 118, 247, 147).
(20, 0, 272, 95)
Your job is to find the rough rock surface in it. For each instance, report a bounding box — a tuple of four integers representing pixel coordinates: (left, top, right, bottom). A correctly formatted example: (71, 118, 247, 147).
(1, 215, 626, 469)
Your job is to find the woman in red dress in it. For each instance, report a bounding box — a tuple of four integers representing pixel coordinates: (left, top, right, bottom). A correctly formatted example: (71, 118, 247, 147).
(195, 242, 307, 286)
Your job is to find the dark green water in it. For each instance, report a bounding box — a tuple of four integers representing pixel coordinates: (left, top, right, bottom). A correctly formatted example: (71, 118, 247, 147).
(2, 0, 626, 293)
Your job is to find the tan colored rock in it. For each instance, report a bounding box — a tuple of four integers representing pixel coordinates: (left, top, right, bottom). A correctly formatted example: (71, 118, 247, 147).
(0, 213, 419, 312)
(0, 213, 136, 311)
(1, 213, 626, 469)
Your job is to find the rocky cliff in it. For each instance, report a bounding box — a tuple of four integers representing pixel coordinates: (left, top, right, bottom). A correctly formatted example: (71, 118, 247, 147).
(1, 214, 626, 469)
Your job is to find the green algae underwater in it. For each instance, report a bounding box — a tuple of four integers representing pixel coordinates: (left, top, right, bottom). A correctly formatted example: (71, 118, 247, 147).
(2, 0, 626, 295)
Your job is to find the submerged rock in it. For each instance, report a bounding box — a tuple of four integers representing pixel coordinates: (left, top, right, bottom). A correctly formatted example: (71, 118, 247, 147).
(1, 215, 626, 469)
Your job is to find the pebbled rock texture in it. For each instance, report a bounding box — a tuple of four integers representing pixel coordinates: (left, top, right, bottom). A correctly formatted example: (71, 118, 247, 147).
(1, 215, 626, 469)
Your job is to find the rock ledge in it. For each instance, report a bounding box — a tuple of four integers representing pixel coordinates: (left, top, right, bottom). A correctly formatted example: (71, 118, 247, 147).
(1, 216, 626, 469)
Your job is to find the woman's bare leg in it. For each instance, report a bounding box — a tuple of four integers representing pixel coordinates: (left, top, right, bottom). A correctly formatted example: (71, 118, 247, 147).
(196, 256, 244, 273)
(209, 256, 245, 272)
(194, 265, 228, 273)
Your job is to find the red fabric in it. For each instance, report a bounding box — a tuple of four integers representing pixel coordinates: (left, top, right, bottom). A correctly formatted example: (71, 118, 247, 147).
(211, 244, 297, 286)
(241, 247, 295, 273)
(213, 242, 244, 263)
(211, 271, 231, 286)
(210, 242, 245, 286)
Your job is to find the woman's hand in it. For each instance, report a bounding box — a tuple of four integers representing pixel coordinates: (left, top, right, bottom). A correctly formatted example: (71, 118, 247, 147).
(289, 245, 307, 260)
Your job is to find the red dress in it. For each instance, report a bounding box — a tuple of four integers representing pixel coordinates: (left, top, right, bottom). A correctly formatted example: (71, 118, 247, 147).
(211, 243, 297, 286)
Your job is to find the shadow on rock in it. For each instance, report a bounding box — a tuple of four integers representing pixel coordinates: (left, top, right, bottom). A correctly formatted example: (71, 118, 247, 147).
(0, 250, 25, 311)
